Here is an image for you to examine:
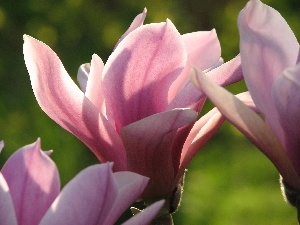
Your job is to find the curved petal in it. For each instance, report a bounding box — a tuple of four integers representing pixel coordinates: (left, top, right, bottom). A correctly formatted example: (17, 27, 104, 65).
(168, 55, 243, 110)
(167, 82, 207, 111)
(1, 139, 60, 225)
(183, 29, 221, 70)
(206, 54, 243, 86)
(121, 108, 197, 199)
(122, 200, 165, 225)
(273, 64, 300, 176)
(85, 54, 105, 111)
(40, 163, 117, 225)
(103, 171, 149, 225)
(191, 68, 300, 189)
(23, 35, 126, 170)
(114, 8, 147, 49)
(102, 20, 187, 131)
(178, 107, 225, 181)
(0, 173, 17, 225)
(177, 92, 257, 182)
(238, 0, 299, 141)
(168, 29, 221, 104)
(41, 164, 149, 225)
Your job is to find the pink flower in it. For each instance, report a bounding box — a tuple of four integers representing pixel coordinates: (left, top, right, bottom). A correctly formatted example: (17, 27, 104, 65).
(0, 139, 164, 225)
(191, 0, 300, 190)
(23, 9, 243, 200)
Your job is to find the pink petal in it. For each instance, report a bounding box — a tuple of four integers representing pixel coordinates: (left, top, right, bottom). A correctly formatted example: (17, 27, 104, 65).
(121, 108, 197, 199)
(1, 139, 60, 225)
(273, 64, 300, 176)
(238, 0, 299, 141)
(206, 54, 243, 86)
(168, 29, 221, 104)
(103, 171, 149, 225)
(168, 55, 243, 110)
(191, 68, 300, 189)
(178, 107, 225, 181)
(40, 163, 149, 225)
(122, 200, 165, 225)
(0, 173, 17, 225)
(177, 92, 257, 182)
(102, 20, 187, 132)
(85, 54, 105, 111)
(114, 8, 147, 49)
(23, 35, 126, 170)
(183, 29, 221, 70)
(40, 163, 116, 225)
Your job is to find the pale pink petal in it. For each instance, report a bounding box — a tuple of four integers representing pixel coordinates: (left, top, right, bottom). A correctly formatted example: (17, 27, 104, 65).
(77, 63, 90, 92)
(122, 200, 165, 225)
(0, 173, 17, 225)
(114, 8, 147, 49)
(273, 64, 300, 175)
(203, 57, 224, 72)
(168, 55, 243, 110)
(121, 108, 197, 199)
(168, 29, 221, 104)
(41, 163, 150, 225)
(191, 68, 300, 189)
(183, 29, 221, 70)
(102, 171, 149, 225)
(40, 163, 117, 225)
(238, 0, 299, 141)
(206, 54, 243, 86)
(102, 20, 187, 132)
(168, 82, 207, 111)
(177, 107, 225, 182)
(1, 139, 60, 225)
(23, 35, 126, 170)
(177, 92, 257, 182)
(85, 54, 105, 111)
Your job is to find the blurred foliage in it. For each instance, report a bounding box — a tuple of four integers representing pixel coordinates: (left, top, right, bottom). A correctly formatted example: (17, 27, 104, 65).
(0, 0, 299, 224)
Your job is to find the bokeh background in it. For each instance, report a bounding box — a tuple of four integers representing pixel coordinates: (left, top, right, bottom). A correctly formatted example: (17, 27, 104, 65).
(0, 0, 299, 224)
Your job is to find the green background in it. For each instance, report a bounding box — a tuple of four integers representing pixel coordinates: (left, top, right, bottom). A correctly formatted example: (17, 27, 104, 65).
(0, 0, 299, 224)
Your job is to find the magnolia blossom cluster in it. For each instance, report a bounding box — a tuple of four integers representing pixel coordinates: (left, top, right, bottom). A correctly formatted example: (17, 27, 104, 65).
(0, 0, 295, 223)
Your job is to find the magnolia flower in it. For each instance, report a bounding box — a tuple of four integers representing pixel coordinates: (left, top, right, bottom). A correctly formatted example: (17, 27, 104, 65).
(191, 0, 300, 192)
(0, 139, 164, 225)
(23, 9, 243, 200)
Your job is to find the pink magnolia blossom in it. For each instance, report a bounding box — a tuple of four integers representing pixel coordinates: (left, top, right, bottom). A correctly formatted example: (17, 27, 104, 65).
(191, 0, 300, 190)
(0, 139, 164, 225)
(23, 9, 243, 200)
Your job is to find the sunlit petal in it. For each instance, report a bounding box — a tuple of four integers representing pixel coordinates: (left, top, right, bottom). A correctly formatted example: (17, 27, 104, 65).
(191, 68, 300, 188)
(103, 20, 186, 131)
(273, 64, 300, 175)
(23, 35, 126, 170)
(114, 8, 147, 49)
(0, 173, 17, 225)
(238, 0, 299, 141)
(1, 139, 60, 225)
